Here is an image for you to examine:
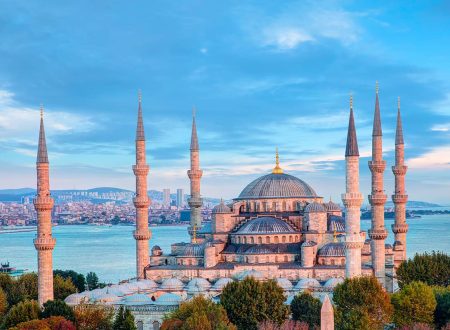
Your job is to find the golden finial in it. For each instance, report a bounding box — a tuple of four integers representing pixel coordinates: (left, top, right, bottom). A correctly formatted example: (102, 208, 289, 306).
(40, 104, 44, 119)
(192, 224, 197, 244)
(376, 81, 379, 94)
(333, 229, 338, 243)
(397, 96, 400, 110)
(272, 147, 283, 174)
(138, 89, 142, 103)
(349, 94, 353, 109)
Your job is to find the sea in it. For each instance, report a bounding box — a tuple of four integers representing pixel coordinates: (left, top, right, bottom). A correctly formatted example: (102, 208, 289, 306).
(1, 214, 449, 283)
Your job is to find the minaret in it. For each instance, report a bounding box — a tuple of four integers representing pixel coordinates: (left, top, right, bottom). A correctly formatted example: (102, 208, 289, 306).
(368, 83, 388, 286)
(342, 95, 364, 278)
(133, 91, 151, 279)
(187, 109, 203, 242)
(392, 97, 408, 261)
(34, 105, 56, 306)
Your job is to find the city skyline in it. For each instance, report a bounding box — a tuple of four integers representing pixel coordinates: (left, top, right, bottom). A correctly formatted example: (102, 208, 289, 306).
(1, 2, 450, 203)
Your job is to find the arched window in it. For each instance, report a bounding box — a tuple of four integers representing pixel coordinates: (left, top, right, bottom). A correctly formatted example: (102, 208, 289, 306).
(275, 256, 278, 262)
(282, 236, 286, 243)
(165, 259, 168, 265)
(255, 256, 259, 263)
(137, 321, 144, 330)
(265, 256, 269, 263)
(289, 236, 293, 243)
(243, 237, 247, 244)
(266, 236, 270, 244)
(188, 259, 192, 265)
(153, 321, 161, 330)
(258, 237, 262, 244)
(274, 236, 279, 243)
(331, 259, 335, 265)
(282, 201, 286, 211)
(284, 255, 288, 262)
(245, 256, 249, 263)
(341, 259, 345, 265)
(250, 237, 255, 244)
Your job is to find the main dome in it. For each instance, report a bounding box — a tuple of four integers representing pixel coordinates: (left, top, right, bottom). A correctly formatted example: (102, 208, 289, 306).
(236, 173, 318, 200)
(236, 216, 296, 234)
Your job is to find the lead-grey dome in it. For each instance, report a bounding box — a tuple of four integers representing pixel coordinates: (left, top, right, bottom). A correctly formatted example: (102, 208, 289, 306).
(236, 173, 318, 200)
(236, 216, 296, 234)
(318, 242, 345, 257)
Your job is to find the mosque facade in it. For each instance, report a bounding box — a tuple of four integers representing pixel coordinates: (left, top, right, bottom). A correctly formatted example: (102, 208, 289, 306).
(33, 87, 408, 329)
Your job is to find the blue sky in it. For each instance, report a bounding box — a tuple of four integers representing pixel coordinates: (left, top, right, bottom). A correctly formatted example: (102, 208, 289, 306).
(0, 1, 449, 204)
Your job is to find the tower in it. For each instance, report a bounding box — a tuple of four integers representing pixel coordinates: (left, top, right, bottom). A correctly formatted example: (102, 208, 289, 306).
(392, 97, 408, 263)
(133, 91, 151, 279)
(34, 106, 56, 306)
(342, 95, 363, 278)
(368, 83, 388, 286)
(187, 109, 203, 241)
(176, 188, 184, 208)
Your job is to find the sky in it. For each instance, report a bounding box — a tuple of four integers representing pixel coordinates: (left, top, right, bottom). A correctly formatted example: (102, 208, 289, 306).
(0, 1, 449, 204)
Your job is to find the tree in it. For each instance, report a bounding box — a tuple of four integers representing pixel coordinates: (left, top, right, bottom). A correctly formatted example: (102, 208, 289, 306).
(53, 270, 86, 292)
(10, 316, 76, 330)
(9, 273, 38, 305)
(333, 276, 393, 330)
(392, 281, 437, 328)
(8, 319, 51, 330)
(258, 320, 309, 330)
(161, 295, 236, 330)
(45, 316, 77, 330)
(0, 274, 13, 303)
(53, 275, 77, 300)
(86, 272, 99, 290)
(113, 306, 137, 330)
(397, 251, 450, 288)
(74, 302, 114, 330)
(220, 277, 289, 330)
(395, 324, 434, 330)
(40, 300, 75, 322)
(0, 287, 8, 319)
(433, 286, 450, 329)
(290, 292, 321, 329)
(1, 299, 40, 329)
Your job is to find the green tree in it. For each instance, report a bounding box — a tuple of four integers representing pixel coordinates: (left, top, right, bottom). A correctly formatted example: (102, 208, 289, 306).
(86, 272, 99, 290)
(10, 316, 76, 330)
(290, 292, 321, 329)
(74, 302, 114, 330)
(433, 286, 450, 329)
(333, 276, 393, 330)
(0, 274, 13, 303)
(0, 287, 8, 319)
(113, 306, 137, 330)
(9, 273, 38, 305)
(220, 277, 289, 330)
(392, 281, 437, 328)
(40, 300, 75, 322)
(397, 251, 450, 288)
(1, 299, 40, 329)
(53, 270, 86, 292)
(161, 295, 236, 330)
(53, 275, 77, 300)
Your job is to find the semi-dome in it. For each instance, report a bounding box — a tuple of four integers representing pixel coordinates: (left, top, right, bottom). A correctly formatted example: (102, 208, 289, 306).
(161, 278, 184, 290)
(294, 278, 321, 290)
(236, 173, 318, 200)
(302, 240, 317, 247)
(323, 277, 344, 288)
(275, 278, 293, 290)
(154, 293, 183, 306)
(187, 278, 211, 293)
(325, 201, 341, 212)
(212, 200, 232, 214)
(64, 293, 89, 306)
(305, 202, 326, 213)
(212, 278, 233, 291)
(179, 244, 204, 257)
(121, 293, 153, 306)
(95, 291, 121, 304)
(236, 217, 296, 235)
(318, 242, 345, 257)
(135, 279, 158, 291)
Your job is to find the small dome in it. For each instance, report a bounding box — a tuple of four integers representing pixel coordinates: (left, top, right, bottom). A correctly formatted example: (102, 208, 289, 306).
(152, 245, 161, 251)
(318, 242, 345, 257)
(302, 240, 317, 248)
(294, 278, 321, 290)
(234, 269, 265, 281)
(325, 201, 341, 212)
(121, 293, 153, 306)
(154, 293, 183, 306)
(64, 293, 89, 306)
(95, 291, 121, 304)
(187, 278, 211, 293)
(275, 278, 293, 290)
(179, 244, 204, 257)
(122, 281, 140, 292)
(108, 285, 133, 296)
(212, 201, 231, 214)
(135, 279, 158, 291)
(304, 202, 326, 213)
(245, 245, 274, 254)
(236, 173, 318, 199)
(323, 277, 344, 288)
(161, 277, 184, 290)
(236, 217, 296, 235)
(86, 288, 106, 299)
(212, 278, 233, 291)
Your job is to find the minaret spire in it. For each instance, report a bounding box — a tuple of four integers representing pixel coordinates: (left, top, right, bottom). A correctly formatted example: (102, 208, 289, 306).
(368, 82, 388, 287)
(392, 96, 408, 266)
(342, 94, 363, 278)
(33, 104, 56, 305)
(132, 91, 151, 279)
(187, 108, 203, 241)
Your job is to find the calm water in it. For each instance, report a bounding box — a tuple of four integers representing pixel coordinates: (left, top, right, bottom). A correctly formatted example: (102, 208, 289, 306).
(0, 215, 449, 283)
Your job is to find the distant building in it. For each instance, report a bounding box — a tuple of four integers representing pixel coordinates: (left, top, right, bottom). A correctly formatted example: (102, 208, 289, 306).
(176, 189, 184, 208)
(162, 189, 170, 207)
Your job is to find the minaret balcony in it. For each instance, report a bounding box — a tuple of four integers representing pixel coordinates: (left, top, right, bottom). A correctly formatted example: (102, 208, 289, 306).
(34, 237, 56, 250)
(392, 194, 408, 204)
(187, 169, 203, 179)
(133, 230, 151, 240)
(392, 223, 408, 234)
(341, 193, 363, 208)
(368, 193, 387, 205)
(133, 164, 149, 176)
(344, 241, 364, 250)
(133, 196, 150, 208)
(188, 197, 203, 208)
(368, 160, 386, 173)
(392, 165, 408, 176)
(368, 229, 388, 240)
(33, 197, 54, 211)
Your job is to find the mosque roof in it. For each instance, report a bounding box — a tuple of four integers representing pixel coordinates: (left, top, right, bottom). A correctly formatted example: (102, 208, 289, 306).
(323, 277, 344, 288)
(186, 278, 211, 293)
(95, 291, 121, 304)
(64, 293, 89, 306)
(234, 269, 265, 281)
(223, 243, 301, 254)
(236, 173, 318, 200)
(212, 278, 233, 291)
(212, 200, 232, 214)
(154, 293, 183, 306)
(275, 278, 293, 290)
(294, 278, 321, 290)
(161, 278, 184, 290)
(305, 202, 326, 213)
(178, 244, 204, 257)
(134, 279, 158, 291)
(318, 242, 345, 257)
(327, 216, 345, 232)
(120, 293, 153, 306)
(235, 217, 296, 235)
(325, 201, 341, 212)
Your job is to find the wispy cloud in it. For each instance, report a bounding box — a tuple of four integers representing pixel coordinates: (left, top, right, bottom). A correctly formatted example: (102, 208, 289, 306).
(408, 146, 450, 169)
